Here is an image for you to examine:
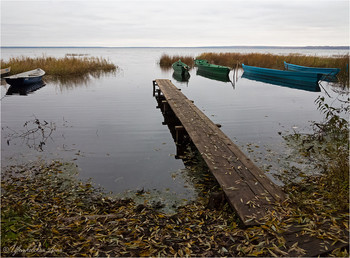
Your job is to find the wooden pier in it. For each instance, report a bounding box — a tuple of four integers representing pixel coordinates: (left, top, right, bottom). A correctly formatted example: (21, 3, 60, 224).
(153, 79, 285, 226)
(153, 79, 348, 255)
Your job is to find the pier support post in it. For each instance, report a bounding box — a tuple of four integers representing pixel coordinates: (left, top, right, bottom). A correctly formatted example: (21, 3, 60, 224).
(175, 126, 185, 145)
(175, 126, 185, 159)
(161, 100, 169, 114)
(152, 80, 157, 96)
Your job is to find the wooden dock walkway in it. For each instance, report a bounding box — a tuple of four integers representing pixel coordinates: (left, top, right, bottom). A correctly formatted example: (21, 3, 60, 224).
(153, 79, 285, 226)
(152, 79, 349, 255)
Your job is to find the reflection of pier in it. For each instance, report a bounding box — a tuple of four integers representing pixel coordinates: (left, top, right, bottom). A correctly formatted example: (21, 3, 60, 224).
(152, 79, 348, 256)
(153, 79, 285, 226)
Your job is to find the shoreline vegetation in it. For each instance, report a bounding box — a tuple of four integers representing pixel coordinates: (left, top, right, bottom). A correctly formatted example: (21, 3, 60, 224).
(0, 55, 117, 81)
(159, 53, 349, 86)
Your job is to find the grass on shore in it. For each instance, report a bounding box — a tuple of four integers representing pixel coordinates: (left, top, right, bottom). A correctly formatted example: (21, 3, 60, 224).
(1, 55, 117, 78)
(159, 53, 349, 86)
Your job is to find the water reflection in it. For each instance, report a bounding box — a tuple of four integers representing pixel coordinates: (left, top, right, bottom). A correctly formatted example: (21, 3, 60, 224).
(45, 70, 118, 90)
(6, 81, 46, 96)
(196, 69, 231, 83)
(242, 72, 321, 92)
(172, 71, 190, 84)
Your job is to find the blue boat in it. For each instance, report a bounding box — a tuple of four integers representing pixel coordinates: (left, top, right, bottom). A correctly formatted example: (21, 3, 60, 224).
(242, 72, 321, 92)
(284, 61, 340, 76)
(4, 68, 45, 86)
(242, 64, 322, 83)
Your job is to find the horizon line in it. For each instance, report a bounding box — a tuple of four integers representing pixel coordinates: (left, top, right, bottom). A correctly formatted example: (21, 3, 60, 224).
(1, 45, 349, 49)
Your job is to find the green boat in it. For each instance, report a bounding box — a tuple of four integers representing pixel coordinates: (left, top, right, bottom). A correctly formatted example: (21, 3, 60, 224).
(172, 60, 190, 75)
(194, 59, 230, 75)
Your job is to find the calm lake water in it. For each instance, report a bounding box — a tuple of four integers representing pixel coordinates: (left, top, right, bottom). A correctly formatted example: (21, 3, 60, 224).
(1, 47, 348, 204)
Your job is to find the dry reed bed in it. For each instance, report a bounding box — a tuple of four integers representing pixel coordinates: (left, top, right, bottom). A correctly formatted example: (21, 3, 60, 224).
(159, 53, 349, 86)
(159, 54, 195, 68)
(1, 55, 117, 77)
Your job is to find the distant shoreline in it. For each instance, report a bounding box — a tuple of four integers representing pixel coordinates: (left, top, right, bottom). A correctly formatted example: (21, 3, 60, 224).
(1, 46, 349, 49)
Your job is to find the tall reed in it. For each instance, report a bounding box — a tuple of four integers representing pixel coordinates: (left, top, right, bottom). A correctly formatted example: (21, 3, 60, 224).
(159, 54, 194, 68)
(197, 52, 349, 86)
(1, 55, 117, 77)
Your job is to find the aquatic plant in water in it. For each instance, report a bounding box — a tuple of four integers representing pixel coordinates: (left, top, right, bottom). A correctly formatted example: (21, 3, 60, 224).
(3, 116, 56, 152)
(283, 94, 349, 209)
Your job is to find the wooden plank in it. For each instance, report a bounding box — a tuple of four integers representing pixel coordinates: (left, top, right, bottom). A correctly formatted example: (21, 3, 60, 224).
(154, 79, 285, 225)
(162, 79, 283, 198)
(153, 79, 348, 256)
(283, 225, 349, 256)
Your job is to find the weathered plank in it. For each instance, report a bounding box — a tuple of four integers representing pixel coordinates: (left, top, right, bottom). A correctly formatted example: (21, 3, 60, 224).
(153, 79, 349, 255)
(153, 79, 285, 226)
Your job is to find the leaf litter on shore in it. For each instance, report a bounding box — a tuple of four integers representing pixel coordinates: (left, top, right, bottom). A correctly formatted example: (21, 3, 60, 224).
(1, 159, 348, 257)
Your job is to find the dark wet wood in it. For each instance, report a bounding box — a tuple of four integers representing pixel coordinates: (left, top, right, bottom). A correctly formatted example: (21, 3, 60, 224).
(153, 79, 285, 226)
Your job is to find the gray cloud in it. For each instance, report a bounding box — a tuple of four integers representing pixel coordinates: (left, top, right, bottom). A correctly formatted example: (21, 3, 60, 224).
(1, 0, 349, 46)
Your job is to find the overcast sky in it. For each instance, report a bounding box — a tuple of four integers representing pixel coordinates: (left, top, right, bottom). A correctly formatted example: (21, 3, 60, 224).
(1, 0, 349, 47)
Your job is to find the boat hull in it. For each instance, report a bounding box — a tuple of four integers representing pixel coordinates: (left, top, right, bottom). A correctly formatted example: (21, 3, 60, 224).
(284, 61, 340, 76)
(242, 64, 322, 83)
(5, 76, 44, 86)
(195, 59, 230, 76)
(172, 60, 190, 75)
(172, 71, 190, 82)
(4, 68, 45, 86)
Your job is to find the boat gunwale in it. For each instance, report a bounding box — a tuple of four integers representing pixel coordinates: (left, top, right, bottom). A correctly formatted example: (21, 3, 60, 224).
(194, 59, 230, 69)
(4, 68, 45, 79)
(284, 61, 340, 76)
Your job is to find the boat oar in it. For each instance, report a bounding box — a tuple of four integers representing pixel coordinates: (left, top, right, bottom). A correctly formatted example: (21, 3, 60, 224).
(318, 81, 331, 98)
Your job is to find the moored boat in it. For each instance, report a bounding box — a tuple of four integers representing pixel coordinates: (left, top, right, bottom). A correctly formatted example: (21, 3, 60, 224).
(4, 68, 45, 86)
(194, 59, 230, 75)
(242, 64, 322, 83)
(284, 61, 340, 76)
(1, 67, 11, 77)
(172, 60, 190, 75)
